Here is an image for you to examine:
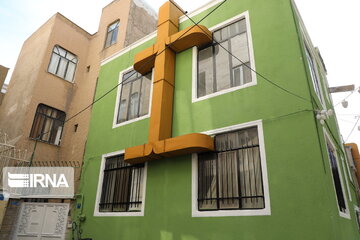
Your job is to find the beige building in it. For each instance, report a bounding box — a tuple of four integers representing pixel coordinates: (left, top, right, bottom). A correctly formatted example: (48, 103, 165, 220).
(0, 0, 157, 239)
(0, 65, 9, 105)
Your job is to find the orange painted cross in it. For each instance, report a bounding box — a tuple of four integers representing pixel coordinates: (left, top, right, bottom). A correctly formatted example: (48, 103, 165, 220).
(125, 1, 214, 164)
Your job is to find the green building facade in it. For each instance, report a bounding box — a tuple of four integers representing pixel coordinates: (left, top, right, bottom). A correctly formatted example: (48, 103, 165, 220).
(75, 0, 360, 239)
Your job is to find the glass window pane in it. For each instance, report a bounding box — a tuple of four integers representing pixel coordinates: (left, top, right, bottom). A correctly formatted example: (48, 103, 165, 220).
(214, 42, 231, 91)
(105, 32, 112, 48)
(58, 47, 66, 57)
(65, 62, 76, 82)
(139, 73, 151, 116)
(123, 70, 138, 84)
(128, 79, 141, 120)
(231, 33, 250, 67)
(48, 54, 60, 74)
(218, 151, 239, 209)
(57, 58, 68, 78)
(117, 83, 131, 123)
(198, 153, 217, 210)
(198, 47, 214, 97)
(111, 27, 118, 45)
(220, 26, 230, 41)
(213, 31, 221, 42)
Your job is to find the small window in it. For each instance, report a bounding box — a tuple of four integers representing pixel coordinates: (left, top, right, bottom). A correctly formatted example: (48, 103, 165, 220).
(116, 69, 152, 124)
(99, 155, 145, 212)
(30, 104, 65, 146)
(325, 136, 348, 216)
(105, 20, 120, 48)
(197, 127, 265, 211)
(304, 45, 323, 103)
(48, 45, 78, 82)
(197, 18, 252, 98)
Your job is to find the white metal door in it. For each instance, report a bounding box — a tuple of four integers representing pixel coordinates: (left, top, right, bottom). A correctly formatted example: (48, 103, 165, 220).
(15, 202, 69, 240)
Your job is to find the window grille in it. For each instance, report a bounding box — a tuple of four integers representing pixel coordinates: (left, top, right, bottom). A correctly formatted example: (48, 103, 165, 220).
(99, 155, 144, 212)
(198, 127, 265, 211)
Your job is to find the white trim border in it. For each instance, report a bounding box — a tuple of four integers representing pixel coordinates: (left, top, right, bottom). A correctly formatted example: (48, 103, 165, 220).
(94, 150, 148, 217)
(112, 67, 154, 129)
(192, 11, 257, 103)
(323, 128, 351, 219)
(192, 120, 271, 217)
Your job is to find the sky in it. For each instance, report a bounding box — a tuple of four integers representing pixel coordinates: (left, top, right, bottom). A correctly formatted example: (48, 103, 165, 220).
(0, 0, 359, 147)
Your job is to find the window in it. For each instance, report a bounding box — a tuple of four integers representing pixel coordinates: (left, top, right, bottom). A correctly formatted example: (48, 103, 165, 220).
(30, 104, 65, 145)
(115, 69, 152, 125)
(105, 20, 119, 48)
(197, 126, 266, 213)
(98, 154, 145, 213)
(197, 18, 252, 98)
(48, 45, 77, 82)
(325, 134, 349, 217)
(304, 44, 323, 103)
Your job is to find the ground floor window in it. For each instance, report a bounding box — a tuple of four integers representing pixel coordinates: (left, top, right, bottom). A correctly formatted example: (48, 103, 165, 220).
(197, 126, 266, 212)
(99, 154, 144, 212)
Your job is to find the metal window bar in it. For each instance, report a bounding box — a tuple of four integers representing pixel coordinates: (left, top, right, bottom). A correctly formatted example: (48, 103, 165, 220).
(198, 127, 265, 211)
(327, 144, 347, 212)
(99, 155, 144, 212)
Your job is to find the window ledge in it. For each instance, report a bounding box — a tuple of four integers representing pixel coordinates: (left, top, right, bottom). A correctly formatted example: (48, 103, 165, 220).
(46, 71, 74, 84)
(29, 137, 61, 147)
(192, 208, 271, 217)
(192, 81, 257, 103)
(94, 211, 144, 217)
(112, 114, 150, 129)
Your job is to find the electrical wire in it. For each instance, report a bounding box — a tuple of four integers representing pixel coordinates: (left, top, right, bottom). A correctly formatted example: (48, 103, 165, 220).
(169, 0, 312, 104)
(334, 86, 359, 107)
(33, 0, 229, 142)
(345, 115, 360, 142)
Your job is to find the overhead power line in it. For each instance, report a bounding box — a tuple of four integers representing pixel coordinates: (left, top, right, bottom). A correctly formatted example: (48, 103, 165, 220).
(334, 86, 360, 107)
(345, 115, 360, 142)
(170, 0, 312, 104)
(33, 0, 229, 141)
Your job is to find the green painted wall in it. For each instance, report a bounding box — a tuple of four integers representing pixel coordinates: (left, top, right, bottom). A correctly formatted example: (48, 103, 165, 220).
(75, 0, 360, 239)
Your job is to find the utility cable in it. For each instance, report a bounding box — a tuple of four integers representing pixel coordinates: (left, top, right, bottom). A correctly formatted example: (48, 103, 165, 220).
(334, 86, 360, 107)
(31, 0, 229, 148)
(345, 115, 360, 142)
(170, 0, 312, 104)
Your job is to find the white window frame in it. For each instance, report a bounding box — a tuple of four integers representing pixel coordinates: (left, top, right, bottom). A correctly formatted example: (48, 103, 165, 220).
(323, 128, 350, 219)
(94, 150, 148, 217)
(112, 67, 154, 128)
(192, 11, 257, 103)
(192, 120, 271, 217)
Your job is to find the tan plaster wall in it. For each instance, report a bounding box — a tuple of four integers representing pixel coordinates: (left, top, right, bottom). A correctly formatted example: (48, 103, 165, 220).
(0, 0, 157, 186)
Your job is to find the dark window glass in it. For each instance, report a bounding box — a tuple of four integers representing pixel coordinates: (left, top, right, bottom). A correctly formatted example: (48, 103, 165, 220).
(305, 45, 322, 102)
(48, 45, 77, 82)
(116, 70, 151, 124)
(198, 127, 265, 211)
(327, 144, 347, 213)
(105, 20, 120, 48)
(198, 19, 251, 98)
(29, 104, 65, 145)
(99, 155, 144, 212)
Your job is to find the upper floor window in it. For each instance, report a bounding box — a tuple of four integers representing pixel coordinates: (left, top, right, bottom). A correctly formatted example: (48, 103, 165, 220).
(304, 44, 323, 103)
(105, 20, 119, 48)
(98, 154, 145, 213)
(197, 18, 253, 98)
(30, 104, 65, 146)
(325, 135, 349, 218)
(48, 45, 77, 82)
(115, 69, 152, 125)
